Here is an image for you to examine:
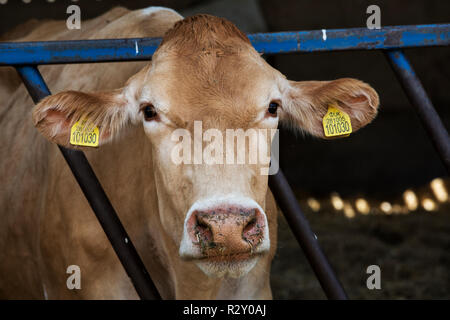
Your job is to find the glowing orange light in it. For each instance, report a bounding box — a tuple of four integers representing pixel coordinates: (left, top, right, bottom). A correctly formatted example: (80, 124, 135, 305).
(403, 190, 418, 211)
(380, 202, 392, 214)
(330, 192, 344, 211)
(430, 178, 448, 203)
(343, 202, 355, 219)
(355, 198, 370, 215)
(307, 197, 321, 212)
(422, 198, 437, 211)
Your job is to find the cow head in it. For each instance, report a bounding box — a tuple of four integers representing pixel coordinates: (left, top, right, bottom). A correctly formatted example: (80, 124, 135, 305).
(32, 14, 379, 278)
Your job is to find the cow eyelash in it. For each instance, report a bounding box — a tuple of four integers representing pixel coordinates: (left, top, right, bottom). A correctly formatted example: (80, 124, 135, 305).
(141, 104, 158, 121)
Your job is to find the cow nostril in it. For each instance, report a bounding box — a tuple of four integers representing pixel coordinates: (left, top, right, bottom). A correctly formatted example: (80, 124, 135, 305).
(242, 214, 264, 247)
(195, 216, 213, 242)
(243, 217, 257, 234)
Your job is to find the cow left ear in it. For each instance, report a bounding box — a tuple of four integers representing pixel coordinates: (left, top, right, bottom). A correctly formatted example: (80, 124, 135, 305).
(280, 78, 379, 138)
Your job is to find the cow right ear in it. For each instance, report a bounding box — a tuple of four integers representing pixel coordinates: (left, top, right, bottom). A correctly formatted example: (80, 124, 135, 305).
(32, 63, 152, 149)
(32, 89, 136, 149)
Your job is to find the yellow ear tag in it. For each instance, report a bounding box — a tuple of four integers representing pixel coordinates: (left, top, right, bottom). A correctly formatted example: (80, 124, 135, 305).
(322, 104, 352, 138)
(70, 119, 99, 147)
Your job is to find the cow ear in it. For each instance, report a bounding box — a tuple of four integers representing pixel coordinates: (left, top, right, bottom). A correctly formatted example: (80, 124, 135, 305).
(32, 89, 136, 149)
(32, 64, 152, 149)
(280, 78, 379, 138)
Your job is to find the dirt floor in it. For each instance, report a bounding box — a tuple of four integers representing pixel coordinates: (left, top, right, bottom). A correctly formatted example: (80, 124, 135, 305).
(271, 208, 450, 299)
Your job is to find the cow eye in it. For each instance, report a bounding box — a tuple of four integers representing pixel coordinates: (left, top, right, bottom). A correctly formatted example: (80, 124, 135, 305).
(142, 104, 157, 121)
(267, 101, 279, 116)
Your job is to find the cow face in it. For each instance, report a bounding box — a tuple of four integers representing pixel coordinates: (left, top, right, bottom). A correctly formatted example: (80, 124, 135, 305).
(32, 15, 379, 278)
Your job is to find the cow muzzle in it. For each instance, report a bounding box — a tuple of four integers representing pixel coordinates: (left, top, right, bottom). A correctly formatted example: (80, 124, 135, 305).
(179, 197, 270, 278)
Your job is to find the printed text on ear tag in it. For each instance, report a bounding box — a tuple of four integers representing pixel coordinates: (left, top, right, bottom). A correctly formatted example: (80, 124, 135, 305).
(322, 104, 352, 138)
(70, 119, 99, 147)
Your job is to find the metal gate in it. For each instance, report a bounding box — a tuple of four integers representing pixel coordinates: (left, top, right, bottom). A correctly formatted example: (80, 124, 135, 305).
(1, 23, 449, 300)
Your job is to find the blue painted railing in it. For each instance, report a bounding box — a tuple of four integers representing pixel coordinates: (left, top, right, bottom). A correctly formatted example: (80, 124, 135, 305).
(0, 24, 449, 65)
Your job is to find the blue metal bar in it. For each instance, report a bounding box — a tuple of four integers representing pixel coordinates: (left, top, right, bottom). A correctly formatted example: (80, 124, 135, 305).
(385, 50, 450, 173)
(16, 65, 161, 300)
(0, 24, 449, 65)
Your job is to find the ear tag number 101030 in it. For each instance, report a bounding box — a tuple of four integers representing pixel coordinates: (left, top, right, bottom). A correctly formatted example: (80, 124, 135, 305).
(322, 104, 352, 138)
(70, 119, 99, 147)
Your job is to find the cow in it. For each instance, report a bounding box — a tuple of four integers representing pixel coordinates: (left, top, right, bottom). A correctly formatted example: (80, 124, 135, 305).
(0, 6, 379, 299)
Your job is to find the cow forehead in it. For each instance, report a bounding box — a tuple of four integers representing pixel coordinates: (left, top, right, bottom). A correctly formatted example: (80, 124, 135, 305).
(145, 52, 279, 128)
(137, 14, 284, 128)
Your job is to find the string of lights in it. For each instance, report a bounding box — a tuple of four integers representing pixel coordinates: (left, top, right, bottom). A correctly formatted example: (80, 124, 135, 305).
(303, 177, 449, 218)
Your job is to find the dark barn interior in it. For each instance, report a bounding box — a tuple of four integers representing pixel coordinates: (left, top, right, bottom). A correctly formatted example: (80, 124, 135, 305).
(1, 0, 449, 299)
